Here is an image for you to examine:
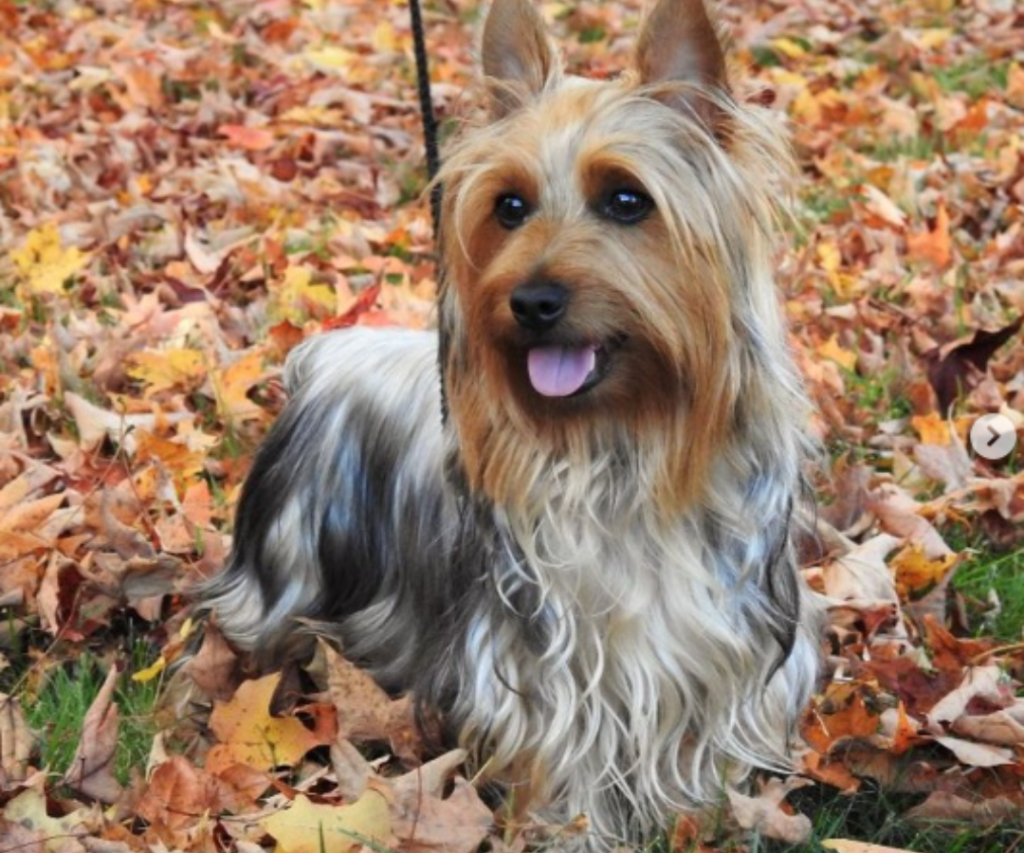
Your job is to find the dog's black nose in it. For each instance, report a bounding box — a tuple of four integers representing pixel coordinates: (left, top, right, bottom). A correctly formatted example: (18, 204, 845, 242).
(510, 282, 569, 331)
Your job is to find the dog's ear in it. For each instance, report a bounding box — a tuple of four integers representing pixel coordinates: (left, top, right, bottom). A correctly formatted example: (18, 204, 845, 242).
(635, 0, 730, 132)
(481, 0, 556, 118)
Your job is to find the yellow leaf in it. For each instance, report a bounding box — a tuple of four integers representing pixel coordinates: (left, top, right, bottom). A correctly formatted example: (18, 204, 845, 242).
(911, 413, 951, 446)
(210, 350, 266, 422)
(892, 545, 957, 596)
(4, 789, 90, 852)
(768, 69, 809, 89)
(134, 430, 204, 481)
(304, 46, 356, 74)
(372, 21, 396, 52)
(817, 240, 842, 273)
(917, 28, 953, 50)
(279, 105, 345, 128)
(770, 37, 805, 59)
(825, 840, 920, 853)
(128, 348, 206, 394)
(1007, 63, 1024, 108)
(273, 264, 337, 323)
(205, 673, 326, 774)
(791, 88, 821, 123)
(817, 335, 857, 371)
(263, 791, 394, 853)
(132, 655, 166, 683)
(11, 223, 91, 295)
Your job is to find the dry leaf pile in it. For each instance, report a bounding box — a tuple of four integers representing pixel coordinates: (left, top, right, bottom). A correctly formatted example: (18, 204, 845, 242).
(0, 0, 1022, 851)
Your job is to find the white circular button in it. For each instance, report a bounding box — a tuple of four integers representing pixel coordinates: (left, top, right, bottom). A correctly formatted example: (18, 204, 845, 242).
(970, 413, 1018, 461)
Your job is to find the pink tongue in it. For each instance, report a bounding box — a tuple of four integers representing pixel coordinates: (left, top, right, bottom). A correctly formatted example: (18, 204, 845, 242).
(527, 345, 597, 397)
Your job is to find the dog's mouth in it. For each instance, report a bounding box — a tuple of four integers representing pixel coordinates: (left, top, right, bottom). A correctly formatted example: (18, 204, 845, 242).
(525, 338, 621, 398)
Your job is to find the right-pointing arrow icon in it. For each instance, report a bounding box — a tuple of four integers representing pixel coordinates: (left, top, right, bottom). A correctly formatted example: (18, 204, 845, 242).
(971, 413, 1018, 461)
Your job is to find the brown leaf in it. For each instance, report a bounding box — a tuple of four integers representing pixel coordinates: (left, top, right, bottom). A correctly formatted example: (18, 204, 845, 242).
(925, 665, 1012, 733)
(727, 777, 813, 844)
(866, 485, 952, 559)
(925, 317, 1023, 413)
(933, 735, 1014, 767)
(63, 666, 123, 803)
(321, 640, 422, 762)
(821, 533, 901, 605)
(181, 620, 243, 703)
(952, 707, 1024, 746)
(137, 755, 256, 834)
(390, 752, 493, 853)
(905, 791, 1022, 826)
(0, 692, 36, 788)
(331, 737, 372, 801)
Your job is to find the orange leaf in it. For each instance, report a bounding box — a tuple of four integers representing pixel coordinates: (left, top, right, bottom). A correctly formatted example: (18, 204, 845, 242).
(206, 673, 330, 775)
(911, 412, 951, 445)
(906, 203, 952, 269)
(211, 350, 267, 422)
(218, 124, 276, 151)
(817, 334, 858, 371)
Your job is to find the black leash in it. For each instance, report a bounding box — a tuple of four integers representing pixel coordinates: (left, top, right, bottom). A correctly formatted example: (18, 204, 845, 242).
(408, 0, 442, 235)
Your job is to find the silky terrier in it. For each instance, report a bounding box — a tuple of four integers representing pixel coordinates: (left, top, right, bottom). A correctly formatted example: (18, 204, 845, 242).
(199, 0, 821, 846)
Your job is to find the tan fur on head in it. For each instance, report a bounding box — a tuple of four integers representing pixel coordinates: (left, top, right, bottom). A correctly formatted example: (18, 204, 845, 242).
(439, 0, 796, 518)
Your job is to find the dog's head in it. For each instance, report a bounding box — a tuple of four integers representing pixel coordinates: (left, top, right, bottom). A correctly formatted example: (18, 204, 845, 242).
(438, 0, 798, 513)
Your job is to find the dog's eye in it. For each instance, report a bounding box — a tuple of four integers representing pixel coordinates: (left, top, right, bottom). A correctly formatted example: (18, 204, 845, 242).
(494, 194, 530, 229)
(603, 189, 654, 224)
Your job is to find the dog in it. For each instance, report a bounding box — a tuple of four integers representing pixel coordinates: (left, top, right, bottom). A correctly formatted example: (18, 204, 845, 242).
(197, 0, 821, 847)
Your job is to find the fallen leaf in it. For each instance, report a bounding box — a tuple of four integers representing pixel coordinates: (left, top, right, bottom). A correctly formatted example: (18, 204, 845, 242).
(322, 640, 422, 762)
(0, 693, 36, 787)
(219, 124, 276, 152)
(2, 787, 91, 852)
(933, 735, 1015, 767)
(390, 752, 492, 853)
(925, 318, 1024, 413)
(905, 791, 1022, 826)
(727, 777, 813, 844)
(891, 546, 956, 596)
(11, 223, 91, 296)
(137, 755, 258, 834)
(62, 666, 123, 803)
(906, 203, 952, 269)
(925, 665, 1011, 732)
(205, 672, 329, 774)
(209, 350, 267, 423)
(262, 790, 395, 853)
(821, 533, 901, 605)
(824, 842, 917, 853)
(181, 620, 242, 703)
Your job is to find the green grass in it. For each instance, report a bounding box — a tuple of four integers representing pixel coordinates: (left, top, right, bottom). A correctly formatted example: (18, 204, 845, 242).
(844, 366, 913, 426)
(22, 642, 163, 784)
(954, 548, 1024, 641)
(753, 781, 1024, 852)
(931, 58, 1009, 100)
(798, 188, 852, 228)
(866, 132, 942, 163)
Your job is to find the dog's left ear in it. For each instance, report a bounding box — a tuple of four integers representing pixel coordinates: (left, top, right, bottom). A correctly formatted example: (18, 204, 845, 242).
(481, 0, 557, 118)
(635, 0, 730, 133)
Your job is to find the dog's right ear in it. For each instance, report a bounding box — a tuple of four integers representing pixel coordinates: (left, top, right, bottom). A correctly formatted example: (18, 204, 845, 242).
(481, 0, 556, 118)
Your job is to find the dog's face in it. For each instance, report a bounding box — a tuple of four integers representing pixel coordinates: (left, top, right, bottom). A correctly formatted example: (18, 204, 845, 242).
(439, 0, 790, 511)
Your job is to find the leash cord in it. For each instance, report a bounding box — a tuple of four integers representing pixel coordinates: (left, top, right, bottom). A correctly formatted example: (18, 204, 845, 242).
(408, 0, 442, 233)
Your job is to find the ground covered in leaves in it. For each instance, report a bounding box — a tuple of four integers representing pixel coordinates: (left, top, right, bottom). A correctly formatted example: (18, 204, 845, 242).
(0, 0, 1023, 851)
